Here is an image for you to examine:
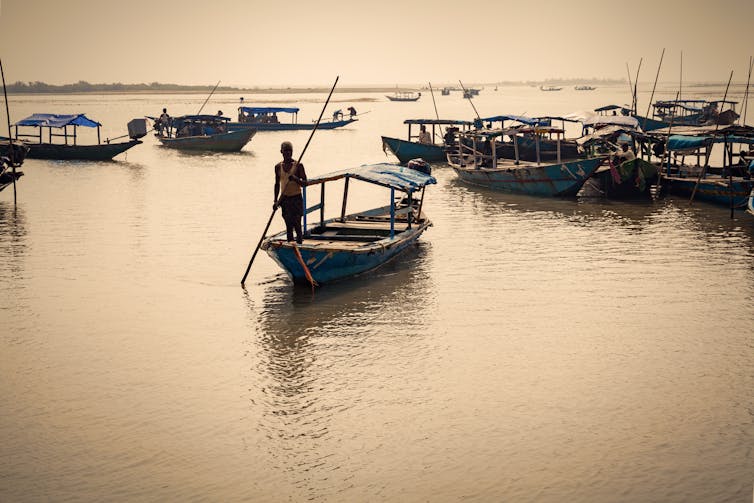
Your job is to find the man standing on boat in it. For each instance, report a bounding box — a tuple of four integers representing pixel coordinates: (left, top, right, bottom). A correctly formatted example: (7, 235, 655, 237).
(157, 108, 170, 136)
(347, 106, 357, 119)
(274, 141, 307, 244)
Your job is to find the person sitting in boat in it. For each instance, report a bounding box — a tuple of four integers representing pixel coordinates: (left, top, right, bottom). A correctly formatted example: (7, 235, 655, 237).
(444, 127, 458, 146)
(418, 125, 432, 145)
(271, 112, 279, 124)
(347, 106, 357, 118)
(332, 109, 343, 122)
(177, 121, 192, 138)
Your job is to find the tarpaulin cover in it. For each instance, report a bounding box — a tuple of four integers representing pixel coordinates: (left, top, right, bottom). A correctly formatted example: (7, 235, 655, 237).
(306, 163, 436, 193)
(478, 115, 540, 126)
(239, 107, 299, 114)
(582, 115, 639, 128)
(667, 135, 712, 151)
(15, 113, 101, 128)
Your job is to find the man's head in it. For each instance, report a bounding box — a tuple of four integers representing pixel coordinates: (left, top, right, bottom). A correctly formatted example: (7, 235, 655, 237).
(281, 141, 293, 159)
(621, 143, 629, 151)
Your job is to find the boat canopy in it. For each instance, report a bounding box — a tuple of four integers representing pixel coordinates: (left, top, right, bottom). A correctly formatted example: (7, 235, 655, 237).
(238, 106, 299, 114)
(478, 115, 540, 126)
(582, 115, 639, 128)
(15, 113, 101, 128)
(594, 104, 629, 112)
(403, 119, 473, 126)
(174, 114, 230, 122)
(306, 163, 437, 193)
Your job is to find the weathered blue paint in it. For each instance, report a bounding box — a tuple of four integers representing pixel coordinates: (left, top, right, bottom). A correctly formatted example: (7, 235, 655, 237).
(452, 157, 604, 197)
(663, 176, 753, 208)
(381, 136, 447, 163)
(226, 118, 356, 132)
(158, 128, 255, 152)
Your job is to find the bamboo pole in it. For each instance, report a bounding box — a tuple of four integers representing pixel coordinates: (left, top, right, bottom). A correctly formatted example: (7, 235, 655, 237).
(633, 58, 643, 115)
(240, 76, 339, 287)
(0, 58, 17, 202)
(743, 56, 752, 126)
(689, 71, 733, 205)
(428, 82, 440, 120)
(196, 80, 221, 115)
(643, 48, 665, 131)
(458, 80, 480, 120)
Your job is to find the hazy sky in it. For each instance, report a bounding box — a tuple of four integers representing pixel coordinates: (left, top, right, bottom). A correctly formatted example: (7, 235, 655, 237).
(1, 0, 752, 87)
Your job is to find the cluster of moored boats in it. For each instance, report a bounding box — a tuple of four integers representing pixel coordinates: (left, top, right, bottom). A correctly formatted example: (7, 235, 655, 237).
(3, 96, 754, 289)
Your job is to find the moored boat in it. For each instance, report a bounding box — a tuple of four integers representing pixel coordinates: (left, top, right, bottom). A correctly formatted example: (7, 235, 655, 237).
(12, 113, 144, 160)
(157, 115, 255, 151)
(261, 163, 436, 286)
(227, 106, 357, 132)
(381, 118, 473, 163)
(447, 127, 604, 196)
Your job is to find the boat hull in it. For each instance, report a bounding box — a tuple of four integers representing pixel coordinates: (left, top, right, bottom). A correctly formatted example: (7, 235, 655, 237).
(262, 221, 430, 285)
(662, 175, 753, 208)
(0, 170, 23, 193)
(158, 128, 255, 151)
(24, 140, 141, 160)
(226, 118, 356, 132)
(381, 136, 446, 163)
(386, 96, 420, 102)
(451, 157, 604, 197)
(581, 159, 659, 199)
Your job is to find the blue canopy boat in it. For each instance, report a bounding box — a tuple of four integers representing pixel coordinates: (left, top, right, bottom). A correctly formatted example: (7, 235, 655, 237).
(156, 115, 255, 151)
(381, 118, 474, 163)
(600, 100, 740, 132)
(12, 113, 144, 160)
(261, 163, 436, 286)
(647, 126, 754, 209)
(447, 127, 604, 196)
(226, 107, 357, 132)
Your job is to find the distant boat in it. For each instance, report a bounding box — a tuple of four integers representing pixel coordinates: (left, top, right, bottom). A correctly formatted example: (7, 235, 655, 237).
(261, 163, 436, 286)
(381, 118, 473, 163)
(574, 85, 596, 91)
(157, 114, 255, 152)
(540, 85, 563, 92)
(12, 113, 143, 161)
(446, 127, 603, 196)
(386, 91, 421, 102)
(227, 106, 357, 131)
(463, 88, 480, 98)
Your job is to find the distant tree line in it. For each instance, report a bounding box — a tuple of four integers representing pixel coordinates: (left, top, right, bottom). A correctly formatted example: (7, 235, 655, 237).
(6, 81, 248, 93)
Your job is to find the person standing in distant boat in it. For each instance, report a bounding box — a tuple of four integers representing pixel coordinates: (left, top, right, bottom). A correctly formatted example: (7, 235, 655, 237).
(347, 106, 357, 118)
(274, 141, 307, 244)
(418, 125, 432, 145)
(332, 109, 343, 121)
(157, 108, 170, 136)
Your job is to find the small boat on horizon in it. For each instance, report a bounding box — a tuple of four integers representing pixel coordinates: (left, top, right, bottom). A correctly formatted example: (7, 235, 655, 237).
(261, 163, 436, 286)
(11, 113, 144, 161)
(156, 114, 255, 152)
(540, 85, 563, 92)
(386, 91, 421, 102)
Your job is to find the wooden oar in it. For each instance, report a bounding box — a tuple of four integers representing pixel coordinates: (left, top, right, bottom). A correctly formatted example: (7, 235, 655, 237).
(240, 76, 339, 287)
(196, 80, 221, 115)
(0, 58, 17, 203)
(428, 82, 440, 120)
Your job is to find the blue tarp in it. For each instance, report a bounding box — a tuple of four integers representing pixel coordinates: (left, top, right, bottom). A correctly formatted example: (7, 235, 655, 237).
(307, 163, 437, 193)
(15, 113, 101, 128)
(667, 135, 712, 151)
(239, 106, 299, 114)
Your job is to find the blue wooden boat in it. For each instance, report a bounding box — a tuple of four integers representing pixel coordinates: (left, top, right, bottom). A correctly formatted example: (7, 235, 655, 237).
(381, 118, 473, 163)
(649, 128, 754, 209)
(261, 163, 436, 286)
(447, 127, 604, 196)
(598, 100, 739, 132)
(157, 115, 255, 151)
(12, 113, 143, 160)
(227, 107, 357, 131)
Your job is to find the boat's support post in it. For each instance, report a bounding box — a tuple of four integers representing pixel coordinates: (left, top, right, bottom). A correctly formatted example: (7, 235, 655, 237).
(492, 136, 498, 169)
(415, 187, 425, 224)
(389, 188, 395, 239)
(340, 176, 349, 222)
(407, 192, 413, 229)
(320, 182, 325, 229)
(535, 132, 541, 165)
(302, 186, 308, 233)
(97, 125, 101, 145)
(557, 135, 561, 164)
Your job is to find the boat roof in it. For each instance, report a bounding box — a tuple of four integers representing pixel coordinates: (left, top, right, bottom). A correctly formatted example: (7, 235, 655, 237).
(403, 119, 474, 126)
(239, 106, 299, 114)
(306, 163, 436, 193)
(15, 113, 101, 128)
(478, 115, 540, 126)
(174, 114, 230, 122)
(594, 104, 628, 112)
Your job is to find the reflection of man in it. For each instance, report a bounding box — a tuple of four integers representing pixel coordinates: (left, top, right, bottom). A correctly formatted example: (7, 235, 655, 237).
(273, 141, 308, 244)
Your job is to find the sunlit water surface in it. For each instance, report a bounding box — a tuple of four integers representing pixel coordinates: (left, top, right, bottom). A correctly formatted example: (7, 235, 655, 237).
(1, 85, 753, 502)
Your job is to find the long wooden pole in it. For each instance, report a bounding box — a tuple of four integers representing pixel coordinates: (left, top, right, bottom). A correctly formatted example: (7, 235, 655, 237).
(679, 51, 683, 102)
(689, 70, 733, 205)
(632, 57, 643, 115)
(196, 80, 221, 115)
(428, 82, 440, 120)
(625, 63, 634, 103)
(0, 58, 16, 202)
(654, 91, 681, 197)
(240, 76, 339, 286)
(643, 48, 665, 130)
(458, 80, 480, 120)
(743, 56, 752, 126)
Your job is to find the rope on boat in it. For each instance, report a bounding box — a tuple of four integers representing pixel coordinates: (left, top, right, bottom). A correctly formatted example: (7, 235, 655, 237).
(292, 243, 318, 289)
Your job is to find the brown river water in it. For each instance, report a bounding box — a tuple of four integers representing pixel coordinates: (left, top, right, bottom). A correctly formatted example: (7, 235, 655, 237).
(1, 85, 753, 501)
